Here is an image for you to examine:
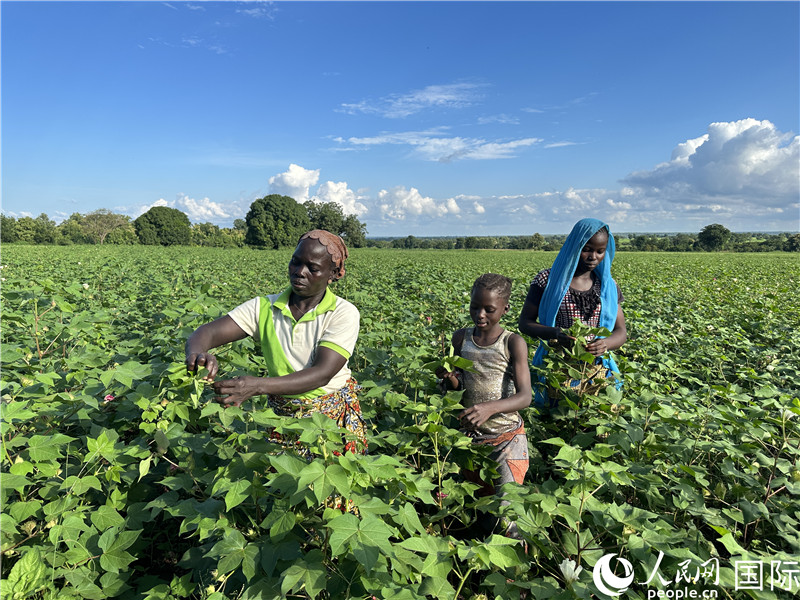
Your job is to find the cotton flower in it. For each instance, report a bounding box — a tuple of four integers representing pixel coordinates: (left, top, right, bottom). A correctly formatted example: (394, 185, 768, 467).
(559, 558, 583, 583)
(103, 394, 115, 403)
(82, 283, 89, 289)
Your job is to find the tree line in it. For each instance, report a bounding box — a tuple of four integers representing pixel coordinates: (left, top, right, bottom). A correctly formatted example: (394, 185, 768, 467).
(0, 195, 368, 249)
(2, 203, 797, 252)
(365, 224, 799, 252)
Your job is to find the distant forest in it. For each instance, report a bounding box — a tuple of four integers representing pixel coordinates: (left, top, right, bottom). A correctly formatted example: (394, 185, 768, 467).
(2, 203, 797, 252)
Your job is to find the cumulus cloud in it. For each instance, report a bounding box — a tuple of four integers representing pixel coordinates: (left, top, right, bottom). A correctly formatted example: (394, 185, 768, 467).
(336, 129, 541, 162)
(312, 181, 368, 217)
(175, 194, 231, 221)
(269, 164, 320, 203)
(377, 186, 461, 220)
(340, 83, 485, 118)
(624, 119, 799, 204)
(132, 195, 233, 224)
(473, 201, 485, 214)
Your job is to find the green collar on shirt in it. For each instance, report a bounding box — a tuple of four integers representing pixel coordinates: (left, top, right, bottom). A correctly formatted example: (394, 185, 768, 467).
(272, 287, 337, 324)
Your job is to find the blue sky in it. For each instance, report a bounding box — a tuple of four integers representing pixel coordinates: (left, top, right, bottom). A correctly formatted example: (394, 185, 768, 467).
(2, 1, 798, 236)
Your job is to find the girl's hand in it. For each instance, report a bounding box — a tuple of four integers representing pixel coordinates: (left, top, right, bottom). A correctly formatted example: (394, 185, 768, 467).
(212, 376, 263, 407)
(186, 352, 219, 380)
(436, 367, 460, 390)
(459, 404, 495, 428)
(586, 338, 608, 357)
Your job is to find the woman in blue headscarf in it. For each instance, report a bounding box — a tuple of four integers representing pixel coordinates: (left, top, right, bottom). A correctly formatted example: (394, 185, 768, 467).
(518, 218, 627, 407)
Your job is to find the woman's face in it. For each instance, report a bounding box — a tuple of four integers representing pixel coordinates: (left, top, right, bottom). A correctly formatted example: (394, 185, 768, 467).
(578, 231, 608, 273)
(288, 239, 337, 297)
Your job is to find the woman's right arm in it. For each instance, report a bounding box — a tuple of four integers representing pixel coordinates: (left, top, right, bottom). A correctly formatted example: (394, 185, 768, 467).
(518, 291, 575, 345)
(185, 315, 249, 379)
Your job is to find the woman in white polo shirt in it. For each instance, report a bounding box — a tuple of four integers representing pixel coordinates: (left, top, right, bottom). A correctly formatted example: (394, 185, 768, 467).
(185, 229, 366, 453)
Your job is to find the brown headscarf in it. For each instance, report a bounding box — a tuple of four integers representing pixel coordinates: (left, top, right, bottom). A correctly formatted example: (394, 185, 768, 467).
(298, 229, 349, 281)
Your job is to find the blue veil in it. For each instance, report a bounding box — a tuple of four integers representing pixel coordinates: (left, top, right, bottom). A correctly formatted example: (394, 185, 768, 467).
(530, 217, 621, 406)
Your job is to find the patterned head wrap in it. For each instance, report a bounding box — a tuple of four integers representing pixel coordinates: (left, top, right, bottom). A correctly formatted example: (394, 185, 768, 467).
(298, 229, 349, 281)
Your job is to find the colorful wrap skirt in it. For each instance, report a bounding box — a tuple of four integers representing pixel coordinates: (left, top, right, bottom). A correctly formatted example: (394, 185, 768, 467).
(465, 419, 529, 493)
(266, 377, 368, 458)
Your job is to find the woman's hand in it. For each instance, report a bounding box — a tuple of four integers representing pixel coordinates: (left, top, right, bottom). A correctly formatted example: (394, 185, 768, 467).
(585, 338, 608, 357)
(212, 376, 264, 407)
(553, 329, 576, 347)
(186, 352, 219, 380)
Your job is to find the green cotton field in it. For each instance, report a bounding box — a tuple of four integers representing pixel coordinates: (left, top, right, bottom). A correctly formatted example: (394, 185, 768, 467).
(1, 245, 799, 600)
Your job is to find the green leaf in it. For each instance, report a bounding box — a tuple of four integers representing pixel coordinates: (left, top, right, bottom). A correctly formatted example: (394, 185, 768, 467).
(224, 480, 252, 511)
(90, 506, 125, 531)
(327, 512, 360, 556)
(138, 456, 152, 481)
(4, 546, 48, 597)
(268, 510, 296, 541)
(26, 433, 75, 461)
(98, 528, 140, 573)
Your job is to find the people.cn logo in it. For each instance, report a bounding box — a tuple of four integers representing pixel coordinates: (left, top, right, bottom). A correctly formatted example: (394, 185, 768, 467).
(593, 554, 636, 596)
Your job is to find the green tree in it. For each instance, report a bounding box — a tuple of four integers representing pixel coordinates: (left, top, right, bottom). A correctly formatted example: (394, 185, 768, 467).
(57, 213, 87, 244)
(14, 217, 36, 243)
(33, 213, 58, 244)
(341, 214, 367, 248)
(784, 234, 800, 252)
(307, 201, 345, 234)
(671, 233, 694, 252)
(245, 195, 310, 249)
(134, 206, 191, 246)
(1, 214, 17, 243)
(106, 224, 138, 245)
(83, 209, 131, 244)
(697, 223, 732, 251)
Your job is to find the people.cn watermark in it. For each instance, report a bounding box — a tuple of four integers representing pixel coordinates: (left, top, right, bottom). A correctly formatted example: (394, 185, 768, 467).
(591, 551, 799, 597)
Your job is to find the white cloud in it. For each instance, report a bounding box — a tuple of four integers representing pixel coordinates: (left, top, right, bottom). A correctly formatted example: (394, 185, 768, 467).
(312, 181, 368, 217)
(624, 118, 799, 204)
(473, 201, 485, 214)
(236, 2, 277, 19)
(337, 129, 541, 162)
(544, 141, 578, 149)
(269, 164, 320, 203)
(175, 194, 231, 222)
(477, 114, 520, 125)
(606, 199, 632, 210)
(377, 186, 460, 220)
(131, 195, 234, 224)
(340, 83, 485, 118)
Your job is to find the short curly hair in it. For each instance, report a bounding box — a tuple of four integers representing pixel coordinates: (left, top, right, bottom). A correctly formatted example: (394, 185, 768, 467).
(471, 273, 512, 301)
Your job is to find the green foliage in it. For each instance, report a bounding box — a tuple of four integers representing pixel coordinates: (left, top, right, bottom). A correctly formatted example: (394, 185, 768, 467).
(1, 213, 18, 243)
(245, 194, 310, 249)
(134, 207, 192, 246)
(697, 223, 732, 251)
(1, 246, 799, 599)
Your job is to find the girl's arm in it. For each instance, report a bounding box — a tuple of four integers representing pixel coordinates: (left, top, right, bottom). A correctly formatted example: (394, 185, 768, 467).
(586, 304, 627, 356)
(459, 333, 532, 428)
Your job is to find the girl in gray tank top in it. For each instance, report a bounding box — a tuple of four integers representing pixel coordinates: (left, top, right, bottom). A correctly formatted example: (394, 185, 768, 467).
(436, 274, 533, 539)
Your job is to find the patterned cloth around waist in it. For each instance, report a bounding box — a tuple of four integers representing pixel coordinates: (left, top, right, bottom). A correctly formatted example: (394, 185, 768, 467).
(466, 418, 529, 487)
(267, 377, 367, 456)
